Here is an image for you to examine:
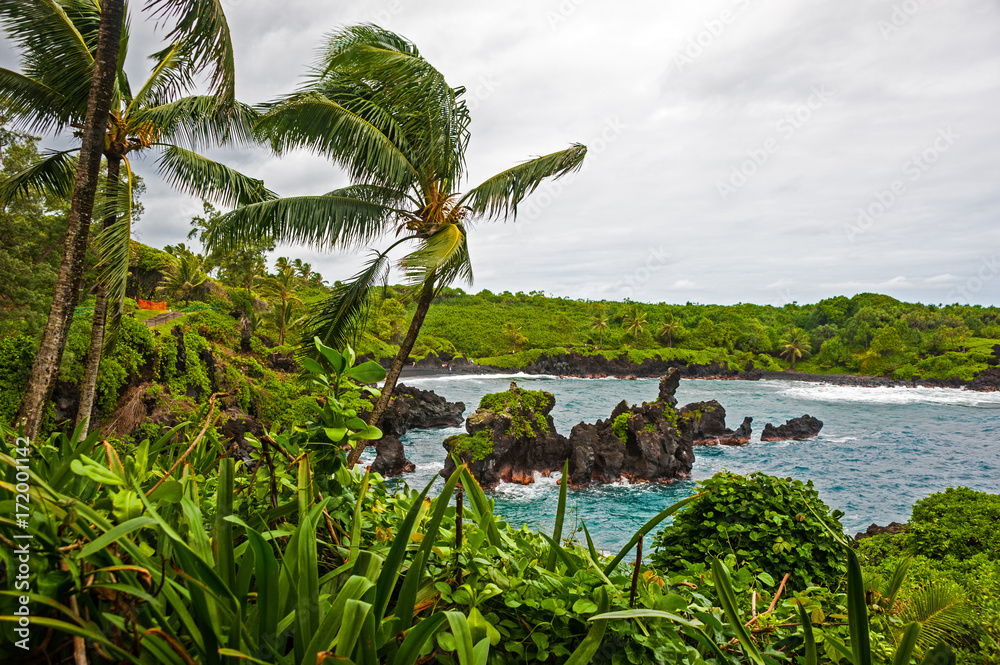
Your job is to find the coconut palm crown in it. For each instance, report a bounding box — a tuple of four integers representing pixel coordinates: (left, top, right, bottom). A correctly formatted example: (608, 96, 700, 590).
(206, 25, 587, 463)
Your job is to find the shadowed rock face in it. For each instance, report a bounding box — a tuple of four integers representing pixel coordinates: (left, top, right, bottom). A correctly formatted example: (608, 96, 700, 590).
(854, 522, 906, 541)
(370, 384, 464, 476)
(376, 384, 465, 438)
(370, 436, 415, 476)
(760, 415, 823, 441)
(444, 371, 696, 490)
(679, 400, 753, 446)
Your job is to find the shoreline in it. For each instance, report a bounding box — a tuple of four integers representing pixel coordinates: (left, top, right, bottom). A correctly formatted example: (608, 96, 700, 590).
(397, 362, 999, 392)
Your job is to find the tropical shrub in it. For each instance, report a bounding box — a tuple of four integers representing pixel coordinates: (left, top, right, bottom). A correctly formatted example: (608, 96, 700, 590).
(650, 471, 847, 589)
(906, 487, 1000, 561)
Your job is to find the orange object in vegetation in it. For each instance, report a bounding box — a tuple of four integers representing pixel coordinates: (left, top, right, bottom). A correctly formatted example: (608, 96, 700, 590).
(137, 299, 168, 311)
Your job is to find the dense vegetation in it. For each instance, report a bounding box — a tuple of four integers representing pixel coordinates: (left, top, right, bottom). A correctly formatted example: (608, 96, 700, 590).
(2, 350, 993, 663)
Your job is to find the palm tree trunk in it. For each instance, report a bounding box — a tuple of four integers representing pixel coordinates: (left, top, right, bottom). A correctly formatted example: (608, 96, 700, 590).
(348, 276, 436, 467)
(15, 0, 125, 440)
(75, 156, 121, 435)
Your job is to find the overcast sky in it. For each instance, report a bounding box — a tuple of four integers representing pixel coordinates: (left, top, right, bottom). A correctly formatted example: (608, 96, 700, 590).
(3, 0, 999, 306)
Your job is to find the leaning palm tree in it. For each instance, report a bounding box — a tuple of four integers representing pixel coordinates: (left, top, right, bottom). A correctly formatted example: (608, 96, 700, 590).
(258, 264, 302, 344)
(2, 0, 244, 438)
(206, 25, 586, 466)
(779, 328, 812, 370)
(1, 0, 268, 434)
(624, 309, 648, 343)
(591, 313, 609, 348)
(659, 315, 680, 348)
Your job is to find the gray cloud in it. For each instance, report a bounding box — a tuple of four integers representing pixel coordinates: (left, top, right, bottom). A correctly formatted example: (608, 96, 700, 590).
(2, 0, 998, 305)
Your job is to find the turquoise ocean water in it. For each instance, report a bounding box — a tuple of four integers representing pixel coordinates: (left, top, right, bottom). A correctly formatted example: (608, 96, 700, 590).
(362, 375, 1000, 553)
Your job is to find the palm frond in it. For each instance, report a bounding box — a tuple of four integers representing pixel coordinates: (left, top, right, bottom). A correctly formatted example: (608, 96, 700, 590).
(0, 0, 97, 124)
(460, 143, 587, 221)
(0, 68, 73, 133)
(900, 582, 973, 653)
(254, 94, 420, 191)
(322, 183, 414, 213)
(301, 249, 393, 353)
(126, 41, 194, 113)
(0, 148, 79, 205)
(143, 0, 235, 103)
(129, 96, 258, 147)
(94, 159, 135, 351)
(204, 195, 397, 253)
(399, 223, 472, 288)
(155, 145, 276, 207)
(315, 24, 469, 183)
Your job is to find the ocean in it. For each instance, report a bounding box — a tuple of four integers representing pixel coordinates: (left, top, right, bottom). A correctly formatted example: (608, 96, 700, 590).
(363, 375, 1000, 553)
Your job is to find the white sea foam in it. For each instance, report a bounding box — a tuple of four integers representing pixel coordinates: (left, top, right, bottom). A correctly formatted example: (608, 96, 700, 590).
(778, 382, 1000, 407)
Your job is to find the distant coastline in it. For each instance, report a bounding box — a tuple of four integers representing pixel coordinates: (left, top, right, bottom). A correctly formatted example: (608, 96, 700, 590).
(397, 354, 1000, 392)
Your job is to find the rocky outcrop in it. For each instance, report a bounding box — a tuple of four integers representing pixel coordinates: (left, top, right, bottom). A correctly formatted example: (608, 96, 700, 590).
(678, 400, 753, 446)
(443, 382, 569, 488)
(760, 415, 823, 441)
(445, 371, 695, 490)
(854, 522, 907, 541)
(362, 385, 464, 477)
(968, 366, 1000, 392)
(377, 385, 465, 437)
(371, 436, 416, 476)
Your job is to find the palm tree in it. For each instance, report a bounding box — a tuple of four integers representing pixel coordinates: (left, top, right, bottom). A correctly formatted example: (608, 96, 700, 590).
(0, 0, 272, 436)
(591, 313, 609, 347)
(293, 258, 314, 283)
(779, 328, 812, 371)
(2, 0, 245, 438)
(659, 315, 680, 348)
(206, 26, 586, 466)
(504, 322, 526, 354)
(159, 249, 208, 307)
(624, 309, 648, 343)
(258, 264, 302, 344)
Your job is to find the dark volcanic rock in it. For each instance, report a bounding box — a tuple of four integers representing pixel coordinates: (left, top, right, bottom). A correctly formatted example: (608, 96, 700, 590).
(760, 415, 823, 441)
(520, 351, 741, 379)
(854, 522, 907, 541)
(267, 351, 298, 373)
(218, 407, 265, 466)
(443, 382, 569, 489)
(567, 369, 695, 487)
(968, 367, 1000, 392)
(375, 384, 465, 438)
(678, 400, 752, 446)
(370, 436, 415, 476)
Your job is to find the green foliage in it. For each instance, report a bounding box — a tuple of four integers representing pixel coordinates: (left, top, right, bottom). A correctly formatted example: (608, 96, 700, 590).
(612, 412, 631, 443)
(445, 430, 494, 462)
(906, 487, 1000, 561)
(478, 384, 552, 438)
(650, 471, 847, 589)
(0, 333, 35, 423)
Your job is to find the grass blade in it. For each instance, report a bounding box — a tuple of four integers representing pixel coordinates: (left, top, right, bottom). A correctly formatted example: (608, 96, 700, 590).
(892, 623, 921, 665)
(349, 471, 372, 563)
(603, 493, 703, 575)
(711, 558, 765, 665)
(444, 611, 477, 665)
(394, 614, 448, 665)
(797, 601, 817, 665)
(545, 458, 569, 571)
(581, 521, 600, 565)
(847, 547, 873, 665)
